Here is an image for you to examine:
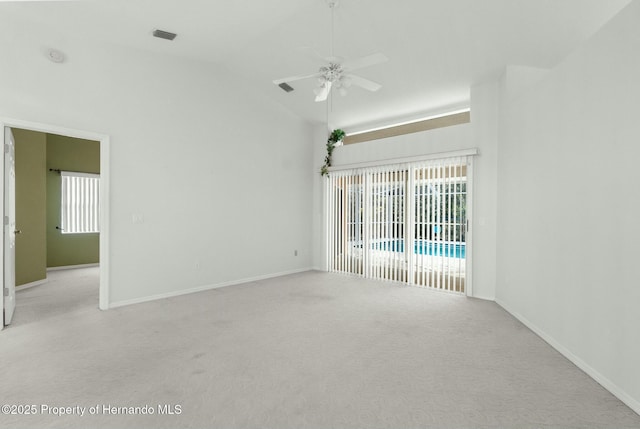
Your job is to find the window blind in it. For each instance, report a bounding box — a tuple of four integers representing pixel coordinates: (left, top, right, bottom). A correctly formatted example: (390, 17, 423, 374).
(326, 155, 470, 293)
(60, 171, 100, 234)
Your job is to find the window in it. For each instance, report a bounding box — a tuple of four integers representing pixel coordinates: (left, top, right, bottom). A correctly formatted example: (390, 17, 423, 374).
(343, 110, 470, 145)
(60, 171, 100, 234)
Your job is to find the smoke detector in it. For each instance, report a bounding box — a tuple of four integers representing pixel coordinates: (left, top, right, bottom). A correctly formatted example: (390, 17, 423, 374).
(47, 49, 65, 64)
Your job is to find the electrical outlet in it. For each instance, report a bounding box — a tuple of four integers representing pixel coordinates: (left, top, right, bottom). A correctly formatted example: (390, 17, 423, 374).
(132, 213, 144, 224)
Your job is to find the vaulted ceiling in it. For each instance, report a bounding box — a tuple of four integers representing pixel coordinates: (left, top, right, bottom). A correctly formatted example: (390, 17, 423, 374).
(2, 0, 631, 131)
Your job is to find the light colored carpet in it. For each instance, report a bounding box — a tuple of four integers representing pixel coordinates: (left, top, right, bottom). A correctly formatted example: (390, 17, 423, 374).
(1, 268, 639, 429)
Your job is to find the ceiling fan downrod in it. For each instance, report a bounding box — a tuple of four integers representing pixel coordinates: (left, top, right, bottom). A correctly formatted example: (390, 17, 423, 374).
(327, 0, 338, 58)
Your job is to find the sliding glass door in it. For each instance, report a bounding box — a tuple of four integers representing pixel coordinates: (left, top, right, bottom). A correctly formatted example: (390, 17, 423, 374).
(411, 161, 467, 292)
(326, 172, 364, 275)
(367, 168, 407, 283)
(326, 155, 471, 294)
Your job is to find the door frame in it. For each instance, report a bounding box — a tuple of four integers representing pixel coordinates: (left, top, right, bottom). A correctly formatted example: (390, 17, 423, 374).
(0, 118, 110, 326)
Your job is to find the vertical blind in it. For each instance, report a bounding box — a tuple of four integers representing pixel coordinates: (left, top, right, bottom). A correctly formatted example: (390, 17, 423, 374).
(326, 155, 470, 293)
(61, 171, 100, 234)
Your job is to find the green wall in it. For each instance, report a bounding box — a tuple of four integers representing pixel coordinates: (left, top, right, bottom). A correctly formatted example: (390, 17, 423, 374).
(46, 133, 100, 268)
(14, 129, 47, 286)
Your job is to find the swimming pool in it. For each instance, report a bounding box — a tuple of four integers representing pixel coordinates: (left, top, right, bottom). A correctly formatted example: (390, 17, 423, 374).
(373, 240, 466, 259)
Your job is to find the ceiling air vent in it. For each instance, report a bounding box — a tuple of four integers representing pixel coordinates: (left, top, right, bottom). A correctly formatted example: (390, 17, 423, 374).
(152, 29, 177, 41)
(278, 82, 294, 93)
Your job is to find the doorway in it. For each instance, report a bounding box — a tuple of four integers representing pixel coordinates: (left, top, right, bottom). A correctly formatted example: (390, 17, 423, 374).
(1, 119, 110, 330)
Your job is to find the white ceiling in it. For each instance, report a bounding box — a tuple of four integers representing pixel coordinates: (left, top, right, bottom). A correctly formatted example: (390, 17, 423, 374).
(2, 0, 631, 131)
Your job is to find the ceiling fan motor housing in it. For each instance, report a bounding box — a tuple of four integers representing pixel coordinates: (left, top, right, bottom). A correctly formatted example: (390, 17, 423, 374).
(320, 63, 344, 83)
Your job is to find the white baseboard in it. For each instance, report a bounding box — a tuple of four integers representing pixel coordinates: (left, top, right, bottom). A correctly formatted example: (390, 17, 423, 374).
(16, 278, 48, 290)
(47, 263, 99, 271)
(109, 267, 314, 309)
(470, 294, 495, 301)
(496, 298, 640, 417)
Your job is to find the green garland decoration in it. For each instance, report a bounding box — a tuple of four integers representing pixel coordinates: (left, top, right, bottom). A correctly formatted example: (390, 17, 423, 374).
(320, 129, 345, 176)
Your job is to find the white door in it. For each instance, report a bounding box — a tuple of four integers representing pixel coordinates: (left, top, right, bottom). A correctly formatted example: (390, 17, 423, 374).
(3, 127, 16, 326)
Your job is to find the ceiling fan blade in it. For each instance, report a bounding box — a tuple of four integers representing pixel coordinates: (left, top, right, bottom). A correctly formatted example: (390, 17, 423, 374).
(347, 74, 382, 92)
(314, 81, 332, 102)
(342, 53, 388, 71)
(273, 71, 322, 85)
(297, 46, 342, 64)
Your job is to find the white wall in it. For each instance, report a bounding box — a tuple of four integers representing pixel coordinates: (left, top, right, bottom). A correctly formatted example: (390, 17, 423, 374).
(469, 81, 499, 300)
(311, 124, 330, 271)
(312, 89, 500, 299)
(0, 16, 314, 306)
(497, 1, 640, 413)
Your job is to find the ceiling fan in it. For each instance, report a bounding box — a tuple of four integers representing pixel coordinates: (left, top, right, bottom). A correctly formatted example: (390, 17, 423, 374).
(273, 0, 388, 102)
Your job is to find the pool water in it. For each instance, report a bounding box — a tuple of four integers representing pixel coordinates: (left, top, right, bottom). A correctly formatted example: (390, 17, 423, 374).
(374, 240, 466, 259)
